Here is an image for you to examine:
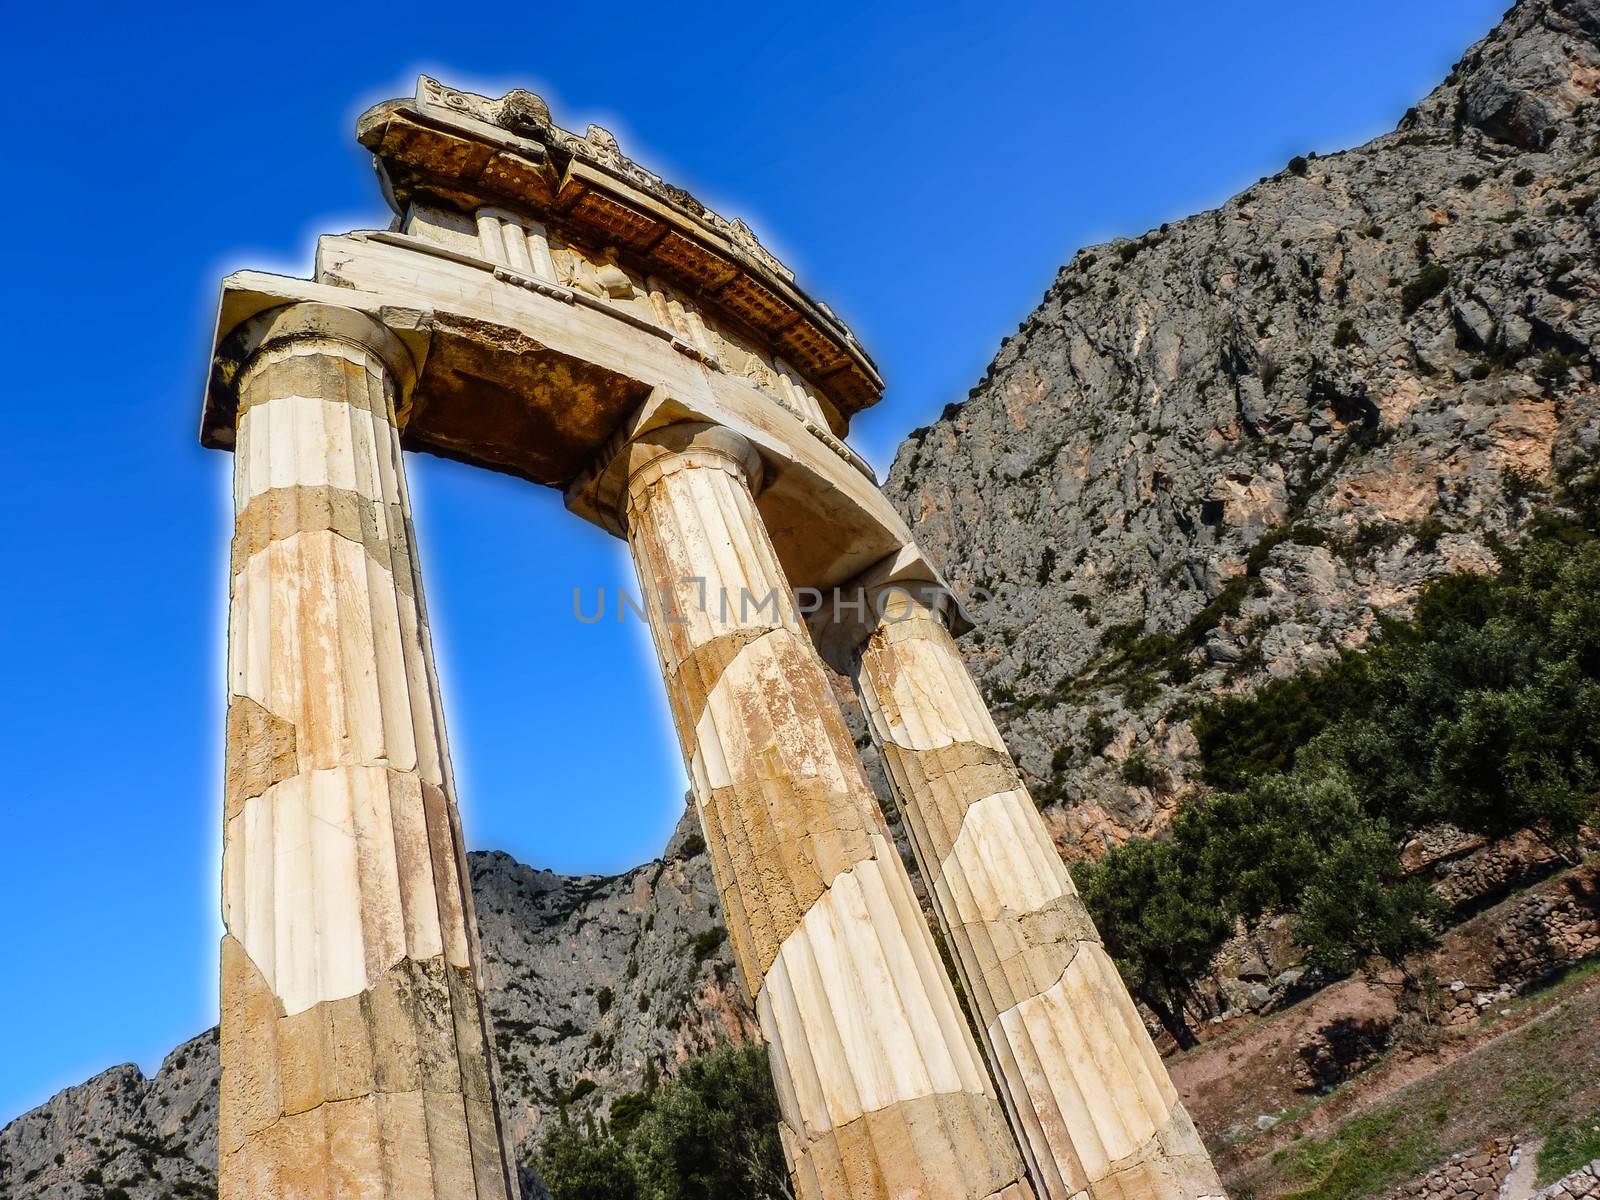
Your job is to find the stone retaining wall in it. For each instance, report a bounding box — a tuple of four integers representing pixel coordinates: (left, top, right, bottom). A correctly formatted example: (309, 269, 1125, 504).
(1534, 1158, 1600, 1200)
(1389, 1146, 1600, 1200)
(1435, 867, 1599, 1027)
(1390, 1138, 1515, 1199)
(1495, 881, 1600, 987)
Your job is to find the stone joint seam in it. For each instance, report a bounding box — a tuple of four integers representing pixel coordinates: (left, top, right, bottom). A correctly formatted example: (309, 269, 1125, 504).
(236, 342, 394, 419)
(231, 490, 417, 599)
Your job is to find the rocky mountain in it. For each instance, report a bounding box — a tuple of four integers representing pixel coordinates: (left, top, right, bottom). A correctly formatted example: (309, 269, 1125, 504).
(469, 815, 756, 1159)
(0, 816, 754, 1200)
(0, 1032, 221, 1200)
(887, 0, 1600, 861)
(8, 1, 1600, 1195)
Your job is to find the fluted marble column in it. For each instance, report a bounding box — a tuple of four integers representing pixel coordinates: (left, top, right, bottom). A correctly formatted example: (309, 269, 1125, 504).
(851, 584, 1224, 1200)
(218, 303, 516, 1199)
(620, 423, 1035, 1200)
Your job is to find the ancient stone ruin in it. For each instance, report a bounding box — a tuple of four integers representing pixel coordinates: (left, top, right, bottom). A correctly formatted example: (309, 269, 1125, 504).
(199, 77, 1225, 1200)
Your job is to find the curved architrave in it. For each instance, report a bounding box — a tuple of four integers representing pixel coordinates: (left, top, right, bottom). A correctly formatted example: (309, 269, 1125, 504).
(205, 232, 934, 595)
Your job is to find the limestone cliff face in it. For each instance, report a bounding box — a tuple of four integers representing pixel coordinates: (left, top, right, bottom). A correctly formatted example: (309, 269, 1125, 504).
(0, 823, 753, 1200)
(0, 1031, 221, 1200)
(886, 0, 1600, 860)
(469, 817, 757, 1162)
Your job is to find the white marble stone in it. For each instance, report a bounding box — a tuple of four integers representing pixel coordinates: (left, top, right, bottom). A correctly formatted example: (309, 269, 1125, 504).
(994, 944, 1177, 1187)
(941, 789, 1073, 928)
(228, 530, 441, 786)
(235, 389, 394, 508)
(757, 840, 994, 1136)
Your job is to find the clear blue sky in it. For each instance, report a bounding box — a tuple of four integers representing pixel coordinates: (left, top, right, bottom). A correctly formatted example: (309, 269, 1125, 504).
(1, 0, 1505, 1124)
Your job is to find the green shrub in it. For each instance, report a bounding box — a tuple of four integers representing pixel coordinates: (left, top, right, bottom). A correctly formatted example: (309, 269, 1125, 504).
(538, 1119, 641, 1200)
(1292, 823, 1443, 974)
(1080, 770, 1444, 1044)
(689, 926, 727, 964)
(1201, 517, 1600, 845)
(1400, 264, 1451, 314)
(553, 1078, 599, 1106)
(535, 1044, 789, 1200)
(1192, 651, 1373, 789)
(1120, 750, 1166, 789)
(608, 1089, 655, 1140)
(631, 1044, 791, 1200)
(1123, 632, 1178, 669)
(1104, 620, 1147, 652)
(1537, 350, 1582, 382)
(1074, 837, 1230, 1047)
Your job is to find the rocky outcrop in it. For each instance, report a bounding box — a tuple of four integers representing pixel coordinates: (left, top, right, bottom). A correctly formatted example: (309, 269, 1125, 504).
(0, 1031, 220, 1200)
(885, 0, 1600, 860)
(0, 824, 753, 1200)
(471, 813, 757, 1160)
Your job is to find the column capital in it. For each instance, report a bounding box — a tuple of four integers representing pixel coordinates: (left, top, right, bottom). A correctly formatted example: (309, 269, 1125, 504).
(808, 543, 972, 674)
(225, 300, 418, 396)
(201, 272, 434, 453)
(611, 425, 768, 534)
(568, 417, 768, 538)
(861, 577, 956, 624)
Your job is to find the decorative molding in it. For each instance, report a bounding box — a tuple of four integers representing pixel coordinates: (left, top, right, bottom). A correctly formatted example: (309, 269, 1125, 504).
(416, 75, 798, 286)
(492, 264, 576, 303)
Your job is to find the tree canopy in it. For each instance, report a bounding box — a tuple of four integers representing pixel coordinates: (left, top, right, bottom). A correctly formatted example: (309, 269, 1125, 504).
(535, 1043, 792, 1200)
(1079, 488, 1600, 1043)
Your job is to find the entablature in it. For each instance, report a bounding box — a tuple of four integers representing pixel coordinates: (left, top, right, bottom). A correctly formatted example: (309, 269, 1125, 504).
(199, 263, 935, 598)
(356, 77, 881, 429)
